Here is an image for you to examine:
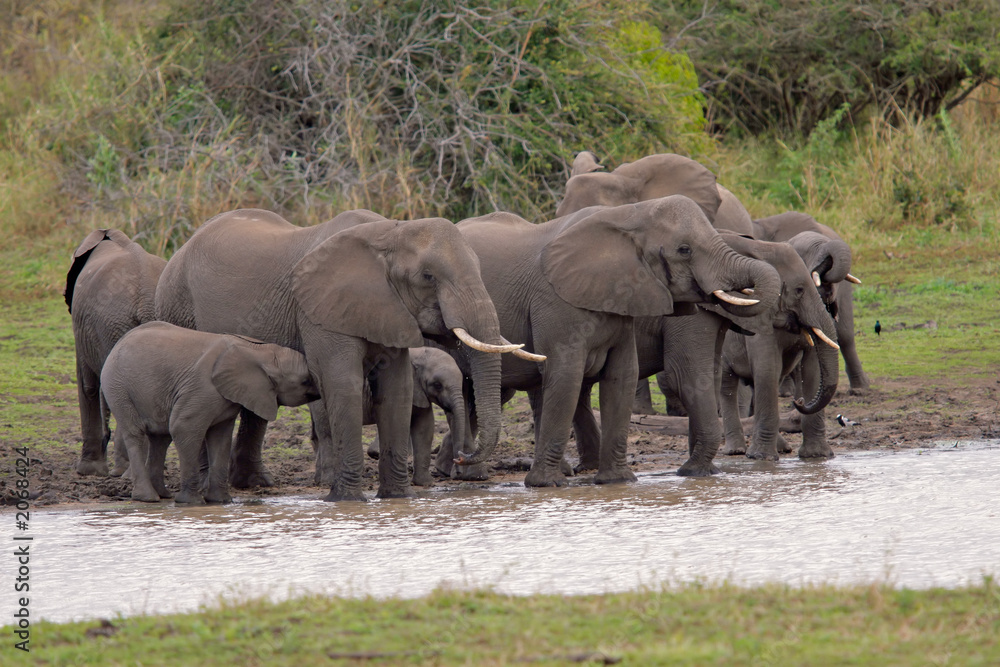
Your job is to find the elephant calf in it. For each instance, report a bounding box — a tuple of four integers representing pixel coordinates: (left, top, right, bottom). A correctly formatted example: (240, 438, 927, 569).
(101, 322, 319, 504)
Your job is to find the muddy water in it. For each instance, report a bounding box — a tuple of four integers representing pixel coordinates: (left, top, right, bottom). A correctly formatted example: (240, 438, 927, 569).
(24, 442, 1000, 623)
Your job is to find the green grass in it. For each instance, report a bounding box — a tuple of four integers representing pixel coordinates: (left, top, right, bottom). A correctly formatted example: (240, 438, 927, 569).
(4, 580, 998, 665)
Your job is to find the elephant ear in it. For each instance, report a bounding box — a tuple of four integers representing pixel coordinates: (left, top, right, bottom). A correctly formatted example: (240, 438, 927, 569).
(622, 154, 722, 221)
(541, 208, 674, 317)
(211, 342, 279, 422)
(65, 229, 134, 313)
(292, 224, 423, 349)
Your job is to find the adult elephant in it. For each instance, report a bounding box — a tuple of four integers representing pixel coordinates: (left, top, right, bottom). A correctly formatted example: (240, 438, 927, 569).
(713, 234, 841, 461)
(752, 211, 867, 392)
(573, 233, 842, 475)
(558, 151, 755, 235)
(454, 196, 781, 488)
(155, 208, 519, 501)
(65, 228, 166, 476)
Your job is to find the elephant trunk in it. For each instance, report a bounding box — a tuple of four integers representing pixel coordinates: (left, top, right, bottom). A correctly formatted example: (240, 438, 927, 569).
(701, 236, 782, 318)
(794, 325, 840, 415)
(445, 386, 468, 458)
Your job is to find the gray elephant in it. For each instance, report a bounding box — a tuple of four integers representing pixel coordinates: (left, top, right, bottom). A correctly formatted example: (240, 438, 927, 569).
(155, 208, 520, 502)
(366, 346, 474, 486)
(572, 232, 842, 475)
(101, 322, 319, 503)
(64, 228, 166, 476)
(753, 211, 866, 392)
(453, 196, 782, 488)
(712, 234, 841, 461)
(559, 151, 754, 235)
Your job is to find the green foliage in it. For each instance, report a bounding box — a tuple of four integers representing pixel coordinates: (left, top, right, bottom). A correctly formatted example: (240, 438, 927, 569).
(655, 0, 1000, 138)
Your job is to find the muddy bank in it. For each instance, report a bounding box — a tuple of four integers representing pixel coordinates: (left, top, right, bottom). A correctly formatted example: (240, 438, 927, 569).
(5, 376, 1000, 508)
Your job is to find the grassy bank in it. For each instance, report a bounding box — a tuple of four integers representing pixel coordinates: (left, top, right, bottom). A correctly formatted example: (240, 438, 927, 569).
(5, 580, 999, 665)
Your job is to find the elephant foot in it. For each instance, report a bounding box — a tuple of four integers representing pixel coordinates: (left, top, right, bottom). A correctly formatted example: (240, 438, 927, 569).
(573, 458, 599, 474)
(720, 439, 747, 456)
(594, 466, 637, 485)
(366, 443, 380, 460)
(130, 488, 161, 503)
(559, 458, 575, 477)
(324, 485, 368, 502)
(229, 467, 275, 489)
(412, 472, 436, 487)
(798, 442, 835, 459)
(776, 433, 793, 454)
(524, 465, 568, 488)
(452, 463, 490, 481)
(745, 445, 779, 461)
(375, 485, 415, 499)
(153, 482, 174, 499)
(174, 489, 206, 505)
(676, 459, 721, 477)
(109, 462, 129, 477)
(204, 489, 233, 504)
(76, 458, 109, 477)
(848, 385, 871, 397)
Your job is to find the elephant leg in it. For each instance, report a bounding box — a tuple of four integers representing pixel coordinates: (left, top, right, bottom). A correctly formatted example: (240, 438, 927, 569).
(311, 400, 334, 485)
(719, 366, 748, 456)
(367, 434, 381, 460)
(632, 377, 655, 415)
(524, 358, 586, 488)
(120, 426, 159, 503)
(672, 313, 726, 477)
(434, 432, 455, 478)
(409, 406, 436, 487)
(529, 387, 574, 477)
(172, 423, 210, 505)
(745, 342, 782, 461)
(796, 350, 835, 459)
(320, 374, 367, 502)
(229, 408, 274, 488)
(146, 434, 173, 499)
(594, 340, 639, 485)
(572, 383, 601, 473)
(204, 420, 236, 503)
(107, 392, 130, 477)
(371, 350, 415, 499)
(75, 358, 109, 476)
(837, 283, 870, 393)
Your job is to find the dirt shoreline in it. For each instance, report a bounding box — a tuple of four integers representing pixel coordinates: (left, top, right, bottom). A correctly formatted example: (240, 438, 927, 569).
(7, 375, 1000, 511)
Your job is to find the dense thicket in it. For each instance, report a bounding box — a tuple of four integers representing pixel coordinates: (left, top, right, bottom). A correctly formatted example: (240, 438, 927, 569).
(656, 0, 1000, 137)
(0, 0, 709, 248)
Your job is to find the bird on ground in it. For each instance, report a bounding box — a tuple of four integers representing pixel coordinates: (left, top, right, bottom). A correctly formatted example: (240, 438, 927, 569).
(836, 414, 860, 427)
(874, 320, 881, 336)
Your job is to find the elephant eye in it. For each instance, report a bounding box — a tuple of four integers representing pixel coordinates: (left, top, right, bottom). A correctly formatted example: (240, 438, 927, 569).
(430, 381, 443, 391)
(422, 271, 436, 283)
(677, 244, 692, 256)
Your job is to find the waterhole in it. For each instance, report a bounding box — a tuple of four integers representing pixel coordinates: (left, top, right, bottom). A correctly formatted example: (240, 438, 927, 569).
(23, 441, 999, 622)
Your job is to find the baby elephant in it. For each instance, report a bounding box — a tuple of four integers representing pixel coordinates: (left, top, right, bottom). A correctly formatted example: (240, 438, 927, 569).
(102, 322, 319, 504)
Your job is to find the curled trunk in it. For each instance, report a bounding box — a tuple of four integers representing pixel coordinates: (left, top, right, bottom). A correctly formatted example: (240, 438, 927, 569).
(795, 331, 840, 414)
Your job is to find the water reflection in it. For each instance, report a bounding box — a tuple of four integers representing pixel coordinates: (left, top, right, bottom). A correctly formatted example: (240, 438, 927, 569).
(25, 442, 1000, 623)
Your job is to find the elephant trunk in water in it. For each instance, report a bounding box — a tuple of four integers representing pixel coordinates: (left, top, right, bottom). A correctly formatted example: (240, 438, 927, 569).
(794, 325, 840, 415)
(445, 382, 468, 457)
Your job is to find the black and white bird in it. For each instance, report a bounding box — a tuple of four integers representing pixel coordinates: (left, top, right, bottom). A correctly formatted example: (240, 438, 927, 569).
(836, 414, 860, 427)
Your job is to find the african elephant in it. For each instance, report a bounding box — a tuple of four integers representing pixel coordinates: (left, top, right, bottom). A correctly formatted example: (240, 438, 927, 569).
(453, 196, 781, 488)
(752, 211, 867, 392)
(558, 152, 755, 235)
(713, 234, 841, 461)
(64, 228, 166, 476)
(155, 208, 519, 502)
(366, 346, 474, 486)
(101, 322, 319, 503)
(572, 233, 842, 475)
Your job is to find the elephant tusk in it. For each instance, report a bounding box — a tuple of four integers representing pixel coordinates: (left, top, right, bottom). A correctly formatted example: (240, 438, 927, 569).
(846, 273, 862, 284)
(498, 335, 547, 362)
(811, 327, 840, 350)
(741, 288, 755, 295)
(712, 289, 759, 306)
(811, 271, 822, 287)
(453, 327, 523, 354)
(802, 330, 815, 347)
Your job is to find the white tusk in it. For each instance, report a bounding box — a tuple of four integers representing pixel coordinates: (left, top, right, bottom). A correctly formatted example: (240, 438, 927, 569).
(741, 288, 755, 295)
(452, 328, 523, 353)
(811, 327, 840, 350)
(846, 273, 862, 284)
(811, 271, 822, 287)
(712, 289, 760, 306)
(802, 330, 815, 347)
(499, 336, 547, 362)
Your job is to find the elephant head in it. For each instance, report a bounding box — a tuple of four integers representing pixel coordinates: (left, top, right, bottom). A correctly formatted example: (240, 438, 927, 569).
(556, 153, 722, 221)
(291, 217, 512, 466)
(410, 346, 469, 458)
(786, 230, 854, 316)
(570, 150, 605, 176)
(542, 196, 782, 319)
(211, 336, 321, 421)
(715, 234, 841, 414)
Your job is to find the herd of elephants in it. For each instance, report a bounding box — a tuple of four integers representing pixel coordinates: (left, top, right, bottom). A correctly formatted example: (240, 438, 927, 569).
(65, 152, 868, 504)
